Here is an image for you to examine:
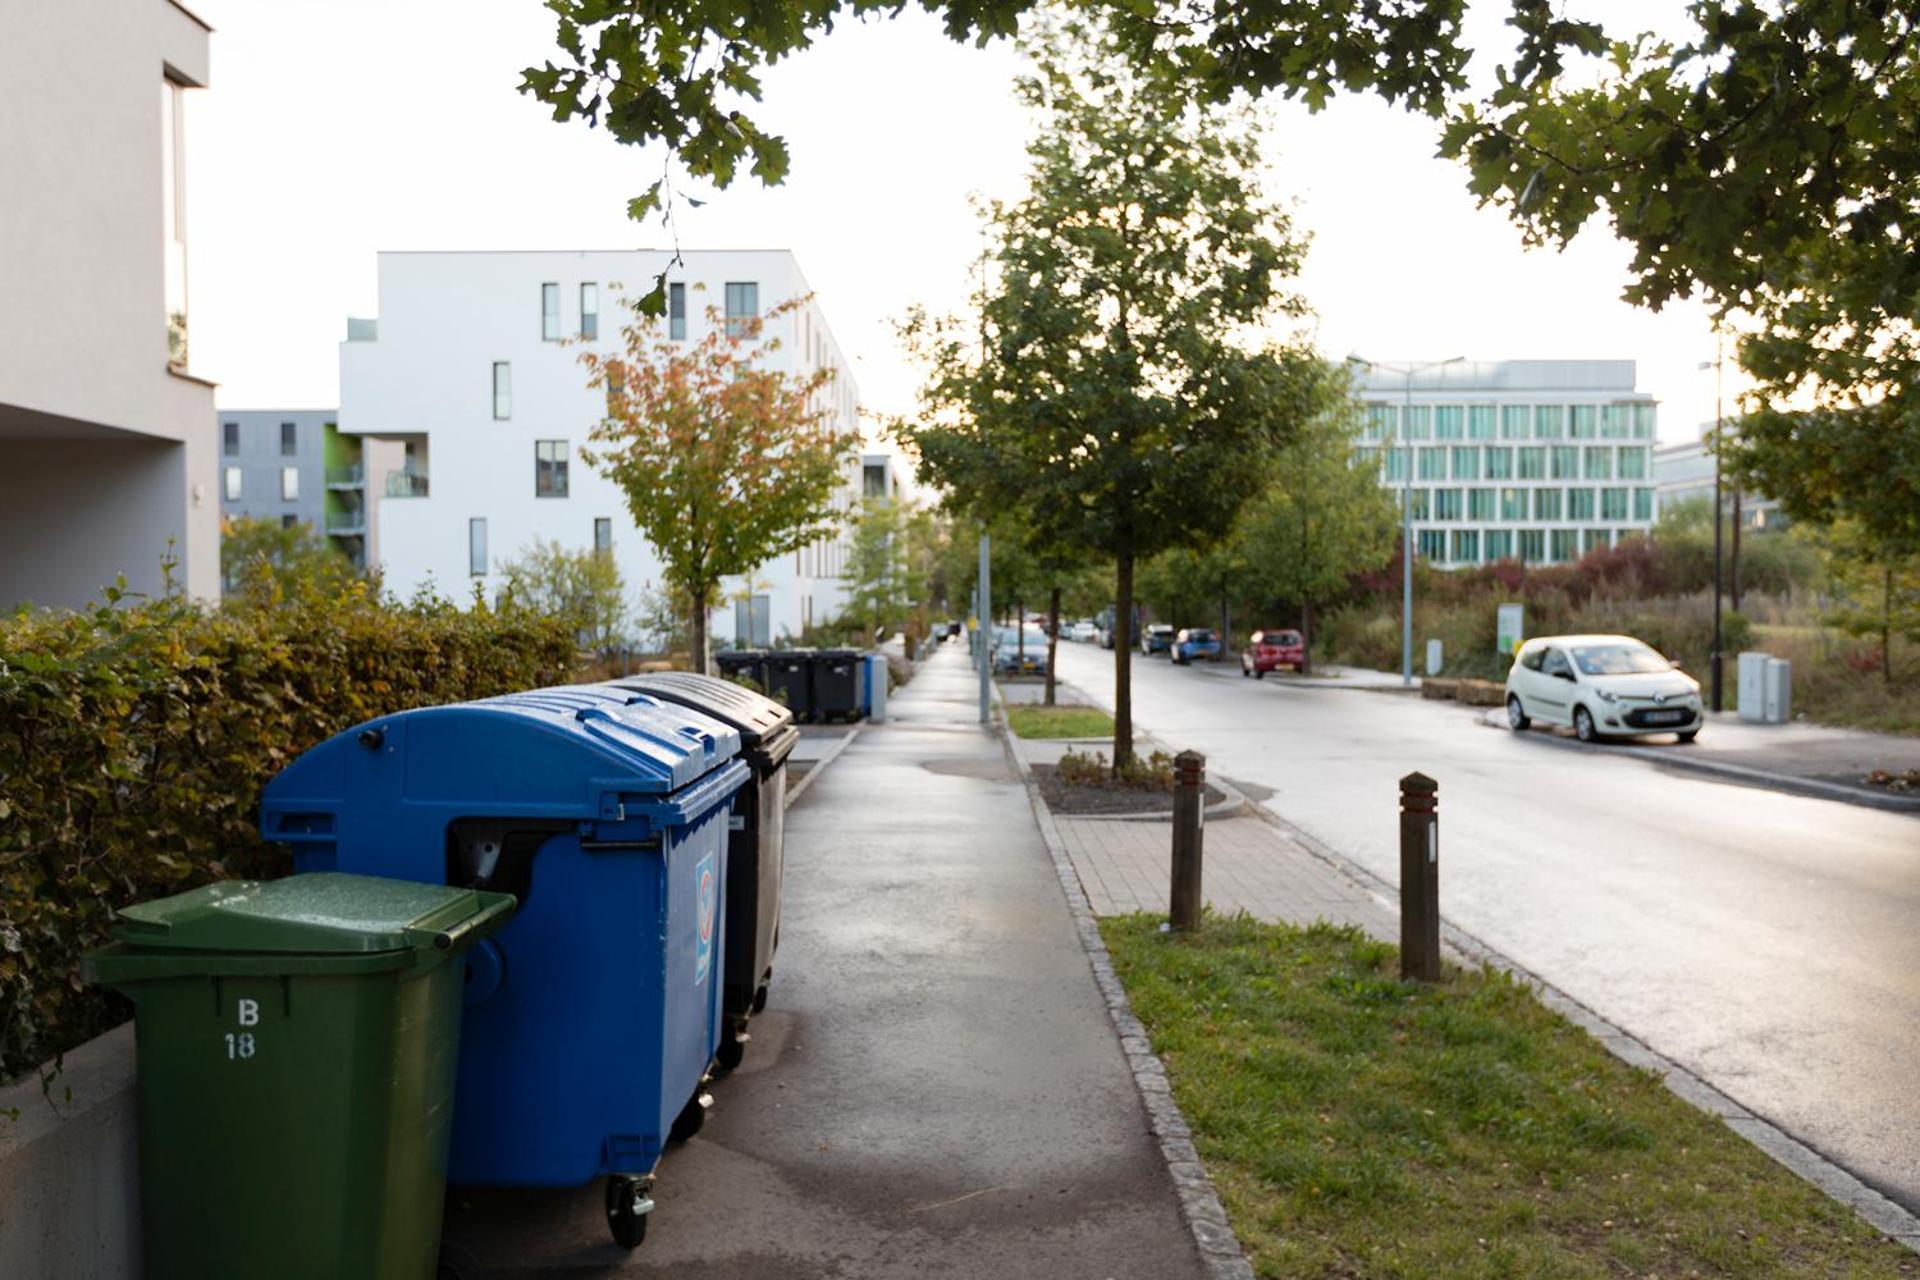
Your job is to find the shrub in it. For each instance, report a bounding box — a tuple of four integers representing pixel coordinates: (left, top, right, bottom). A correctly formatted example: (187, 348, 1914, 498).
(1056, 747, 1176, 790)
(0, 580, 580, 1082)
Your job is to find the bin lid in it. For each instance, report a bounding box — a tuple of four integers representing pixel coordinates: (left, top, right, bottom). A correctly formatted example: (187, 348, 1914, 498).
(111, 873, 507, 956)
(608, 672, 794, 746)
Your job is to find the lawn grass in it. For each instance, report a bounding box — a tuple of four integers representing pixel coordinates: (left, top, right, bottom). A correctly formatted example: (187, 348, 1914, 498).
(1006, 704, 1116, 739)
(1101, 914, 1916, 1279)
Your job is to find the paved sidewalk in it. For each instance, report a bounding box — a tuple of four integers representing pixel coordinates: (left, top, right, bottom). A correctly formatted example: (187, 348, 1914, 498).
(445, 641, 1205, 1278)
(1054, 812, 1396, 937)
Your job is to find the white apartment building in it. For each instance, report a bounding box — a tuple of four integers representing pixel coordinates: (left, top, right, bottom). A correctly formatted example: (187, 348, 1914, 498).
(0, 0, 219, 609)
(1352, 360, 1658, 568)
(338, 250, 868, 645)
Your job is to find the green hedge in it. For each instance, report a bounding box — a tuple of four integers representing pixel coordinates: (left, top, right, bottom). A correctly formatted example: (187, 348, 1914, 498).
(0, 584, 580, 1082)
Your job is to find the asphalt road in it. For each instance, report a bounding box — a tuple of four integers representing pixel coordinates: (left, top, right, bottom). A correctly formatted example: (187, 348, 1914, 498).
(1051, 641, 1920, 1214)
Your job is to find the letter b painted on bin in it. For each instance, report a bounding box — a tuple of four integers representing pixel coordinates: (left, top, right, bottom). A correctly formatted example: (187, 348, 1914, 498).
(237, 998, 259, 1027)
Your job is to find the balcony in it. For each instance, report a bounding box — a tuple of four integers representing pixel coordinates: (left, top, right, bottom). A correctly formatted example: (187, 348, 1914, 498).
(385, 469, 429, 498)
(324, 508, 366, 535)
(325, 462, 364, 488)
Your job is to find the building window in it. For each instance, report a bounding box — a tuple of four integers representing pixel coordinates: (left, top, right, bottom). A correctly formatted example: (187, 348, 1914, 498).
(281, 466, 299, 502)
(1468, 488, 1496, 521)
(669, 283, 687, 340)
(1582, 446, 1612, 480)
(1485, 447, 1513, 479)
(1433, 488, 1463, 521)
(1451, 447, 1481, 481)
(1451, 530, 1480, 564)
(594, 517, 612, 554)
(1568, 487, 1597, 521)
(535, 440, 570, 497)
(1618, 446, 1648, 480)
(863, 462, 888, 499)
(580, 283, 598, 340)
(1533, 405, 1564, 440)
(223, 466, 241, 501)
(281, 514, 298, 530)
(1601, 487, 1629, 521)
(1366, 404, 1396, 441)
(604, 362, 625, 416)
(1583, 529, 1611, 554)
(1500, 405, 1530, 440)
(1519, 529, 1545, 563)
(1500, 487, 1528, 520)
(1402, 405, 1432, 440)
(223, 421, 239, 456)
(1569, 405, 1599, 439)
(1633, 404, 1657, 438)
(469, 518, 488, 576)
(1417, 529, 1448, 562)
(1383, 447, 1410, 482)
(280, 421, 297, 456)
(163, 78, 189, 369)
(1418, 447, 1447, 480)
(1516, 447, 1545, 480)
(1633, 487, 1654, 520)
(724, 282, 759, 337)
(1601, 405, 1633, 439)
(1485, 529, 1514, 561)
(541, 283, 561, 340)
(1551, 529, 1579, 562)
(1533, 488, 1563, 521)
(1407, 488, 1431, 520)
(1434, 405, 1464, 441)
(1550, 446, 1580, 480)
(1467, 405, 1497, 441)
(493, 362, 511, 419)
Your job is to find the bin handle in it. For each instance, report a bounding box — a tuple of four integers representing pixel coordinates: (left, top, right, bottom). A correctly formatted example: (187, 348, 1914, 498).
(677, 725, 717, 754)
(415, 895, 515, 953)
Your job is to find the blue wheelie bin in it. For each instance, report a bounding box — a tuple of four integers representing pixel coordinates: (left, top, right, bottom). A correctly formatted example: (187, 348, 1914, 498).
(258, 684, 751, 1250)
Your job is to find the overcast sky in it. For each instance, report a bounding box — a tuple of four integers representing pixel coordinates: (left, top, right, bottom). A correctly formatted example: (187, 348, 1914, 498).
(184, 0, 1741, 443)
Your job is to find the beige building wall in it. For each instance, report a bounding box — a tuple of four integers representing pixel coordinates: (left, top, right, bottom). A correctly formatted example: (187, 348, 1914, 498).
(0, 0, 218, 608)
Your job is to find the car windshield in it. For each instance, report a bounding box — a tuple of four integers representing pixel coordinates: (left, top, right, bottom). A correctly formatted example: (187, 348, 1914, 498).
(1572, 642, 1670, 675)
(1259, 632, 1300, 647)
(1186, 630, 1214, 642)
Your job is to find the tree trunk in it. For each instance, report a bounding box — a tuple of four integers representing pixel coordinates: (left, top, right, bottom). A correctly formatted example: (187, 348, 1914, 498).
(1730, 491, 1743, 614)
(1017, 601, 1026, 669)
(1884, 564, 1894, 686)
(1301, 598, 1314, 677)
(1113, 549, 1135, 772)
(1045, 585, 1062, 706)
(1219, 593, 1229, 659)
(689, 587, 710, 675)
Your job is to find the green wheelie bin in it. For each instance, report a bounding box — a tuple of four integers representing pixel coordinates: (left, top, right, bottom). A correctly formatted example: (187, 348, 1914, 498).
(83, 872, 514, 1280)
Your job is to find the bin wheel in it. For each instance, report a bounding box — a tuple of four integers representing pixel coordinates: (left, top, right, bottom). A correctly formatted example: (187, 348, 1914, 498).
(605, 1176, 653, 1250)
(436, 1239, 481, 1280)
(751, 982, 770, 1015)
(716, 1024, 747, 1073)
(670, 1090, 712, 1143)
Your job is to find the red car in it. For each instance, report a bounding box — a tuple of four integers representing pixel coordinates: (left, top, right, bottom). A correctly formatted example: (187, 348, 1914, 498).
(1241, 629, 1305, 677)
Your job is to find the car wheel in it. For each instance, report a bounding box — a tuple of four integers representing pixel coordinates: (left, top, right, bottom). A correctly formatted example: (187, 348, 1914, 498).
(1573, 705, 1599, 743)
(1676, 728, 1700, 744)
(1255, 668, 1265, 680)
(1240, 660, 1250, 678)
(1506, 694, 1531, 731)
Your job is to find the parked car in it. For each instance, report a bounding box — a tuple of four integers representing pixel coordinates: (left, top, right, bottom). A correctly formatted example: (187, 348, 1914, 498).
(1066, 620, 1099, 643)
(1241, 629, 1305, 677)
(1140, 624, 1175, 656)
(1172, 627, 1222, 665)
(1504, 634, 1702, 743)
(992, 626, 1051, 676)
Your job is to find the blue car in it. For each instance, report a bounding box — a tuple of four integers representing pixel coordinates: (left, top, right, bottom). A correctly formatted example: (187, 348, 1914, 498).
(1172, 627, 1221, 665)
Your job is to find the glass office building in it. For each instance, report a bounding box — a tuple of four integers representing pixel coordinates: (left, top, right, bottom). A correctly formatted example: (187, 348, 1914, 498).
(1352, 360, 1657, 568)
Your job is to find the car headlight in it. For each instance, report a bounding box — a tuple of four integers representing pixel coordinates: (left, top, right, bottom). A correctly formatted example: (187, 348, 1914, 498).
(1595, 689, 1618, 703)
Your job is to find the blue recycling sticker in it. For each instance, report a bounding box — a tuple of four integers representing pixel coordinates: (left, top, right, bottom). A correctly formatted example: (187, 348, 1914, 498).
(694, 851, 717, 986)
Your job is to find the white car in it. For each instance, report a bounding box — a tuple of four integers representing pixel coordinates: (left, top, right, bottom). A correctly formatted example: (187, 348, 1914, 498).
(1504, 634, 1703, 743)
(1065, 620, 1098, 642)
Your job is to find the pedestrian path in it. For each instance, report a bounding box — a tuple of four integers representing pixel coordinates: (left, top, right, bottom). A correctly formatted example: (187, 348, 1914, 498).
(447, 641, 1206, 1277)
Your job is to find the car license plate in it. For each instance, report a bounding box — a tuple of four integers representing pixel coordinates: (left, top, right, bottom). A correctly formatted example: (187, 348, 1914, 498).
(1645, 709, 1684, 724)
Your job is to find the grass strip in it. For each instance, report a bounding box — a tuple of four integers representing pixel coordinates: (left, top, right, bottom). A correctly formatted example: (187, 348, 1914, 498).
(1101, 914, 1915, 1279)
(1006, 704, 1116, 739)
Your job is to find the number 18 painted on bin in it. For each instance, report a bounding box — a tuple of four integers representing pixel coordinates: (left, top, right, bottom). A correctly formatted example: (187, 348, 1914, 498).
(225, 996, 259, 1060)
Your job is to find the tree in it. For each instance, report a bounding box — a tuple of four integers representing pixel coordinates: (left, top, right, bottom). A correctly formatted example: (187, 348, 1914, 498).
(220, 516, 358, 598)
(1235, 400, 1398, 674)
(580, 297, 852, 673)
(899, 20, 1333, 767)
(839, 495, 914, 643)
(1815, 522, 1920, 687)
(1437, 4, 1920, 553)
(495, 537, 628, 653)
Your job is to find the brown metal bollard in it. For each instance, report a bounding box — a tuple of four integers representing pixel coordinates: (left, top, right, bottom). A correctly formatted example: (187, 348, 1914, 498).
(1399, 772, 1441, 981)
(1169, 750, 1206, 931)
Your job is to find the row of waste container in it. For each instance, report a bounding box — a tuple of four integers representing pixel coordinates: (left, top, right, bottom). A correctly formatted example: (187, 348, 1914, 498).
(84, 672, 801, 1278)
(715, 647, 887, 723)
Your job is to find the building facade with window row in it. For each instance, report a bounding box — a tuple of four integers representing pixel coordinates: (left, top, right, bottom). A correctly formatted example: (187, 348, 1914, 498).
(1351, 360, 1658, 569)
(214, 409, 403, 573)
(338, 249, 868, 646)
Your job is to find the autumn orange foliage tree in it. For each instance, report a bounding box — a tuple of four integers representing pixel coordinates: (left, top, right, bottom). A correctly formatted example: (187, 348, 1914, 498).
(580, 295, 851, 671)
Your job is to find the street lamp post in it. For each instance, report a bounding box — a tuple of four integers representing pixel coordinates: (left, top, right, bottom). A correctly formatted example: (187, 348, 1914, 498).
(1699, 342, 1725, 713)
(1348, 355, 1466, 687)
